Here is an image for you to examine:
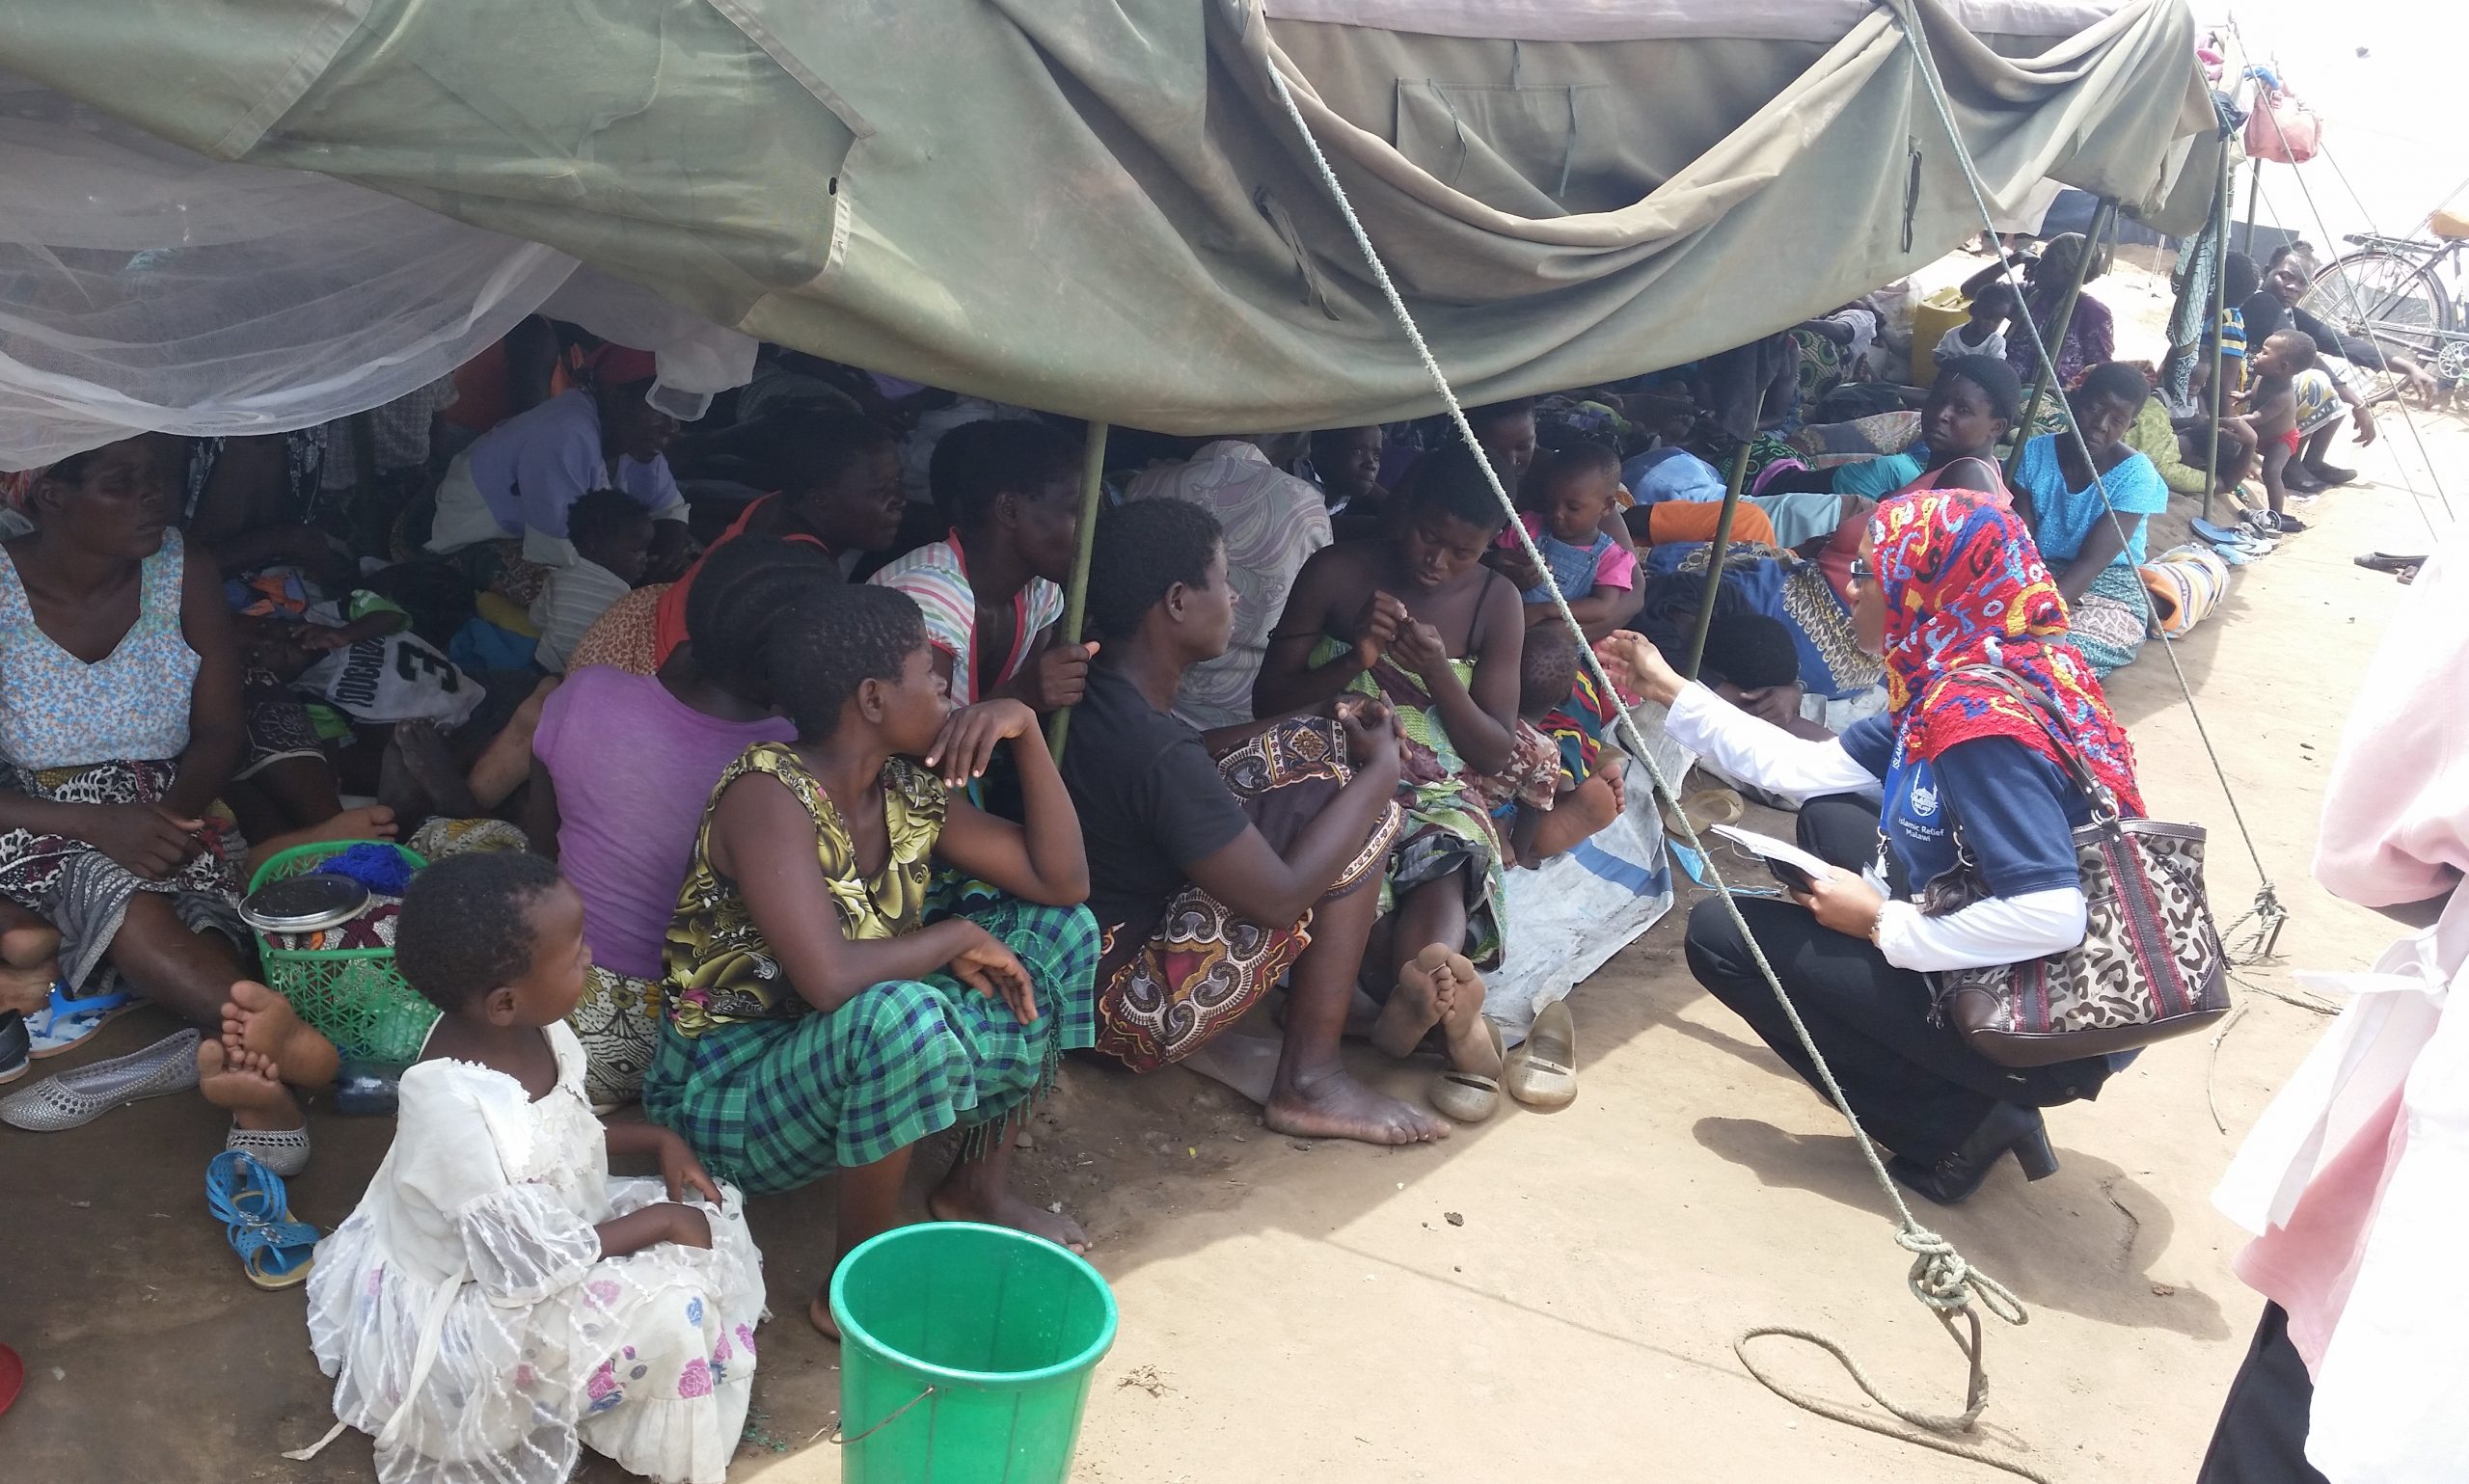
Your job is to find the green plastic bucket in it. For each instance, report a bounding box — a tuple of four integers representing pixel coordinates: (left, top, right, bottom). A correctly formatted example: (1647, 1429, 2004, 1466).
(830, 1222, 1119, 1482)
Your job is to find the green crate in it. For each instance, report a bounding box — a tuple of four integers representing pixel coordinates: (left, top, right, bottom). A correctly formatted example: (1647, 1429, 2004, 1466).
(248, 841, 438, 1068)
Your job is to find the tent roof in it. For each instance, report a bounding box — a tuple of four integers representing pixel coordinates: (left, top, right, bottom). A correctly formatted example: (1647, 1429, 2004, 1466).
(0, 0, 2215, 458)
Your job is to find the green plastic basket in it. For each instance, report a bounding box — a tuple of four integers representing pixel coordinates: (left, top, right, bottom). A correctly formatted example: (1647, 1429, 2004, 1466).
(247, 841, 438, 1068)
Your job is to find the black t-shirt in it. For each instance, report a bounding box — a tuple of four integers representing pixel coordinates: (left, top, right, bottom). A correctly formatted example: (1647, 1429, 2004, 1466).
(1058, 665, 1250, 938)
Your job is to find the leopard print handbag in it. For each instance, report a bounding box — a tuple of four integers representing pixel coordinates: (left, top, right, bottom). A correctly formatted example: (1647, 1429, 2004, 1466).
(1916, 670, 2232, 1068)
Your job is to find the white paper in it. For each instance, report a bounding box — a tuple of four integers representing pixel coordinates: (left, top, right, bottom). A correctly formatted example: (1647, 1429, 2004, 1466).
(1707, 823, 1834, 884)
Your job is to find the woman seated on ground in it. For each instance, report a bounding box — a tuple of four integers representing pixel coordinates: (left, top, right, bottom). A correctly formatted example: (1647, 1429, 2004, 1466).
(1755, 354, 2021, 510)
(2010, 361, 2170, 675)
(1255, 444, 1523, 1082)
(1964, 232, 2114, 393)
(1060, 499, 1448, 1143)
(640, 581, 1099, 1335)
(2141, 343, 2255, 499)
(1601, 489, 2140, 1205)
(0, 435, 341, 1157)
(868, 418, 1093, 711)
(645, 406, 908, 670)
(526, 537, 829, 1106)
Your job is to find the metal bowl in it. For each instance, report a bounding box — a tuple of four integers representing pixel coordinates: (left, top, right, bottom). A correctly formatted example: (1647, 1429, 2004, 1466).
(239, 874, 370, 934)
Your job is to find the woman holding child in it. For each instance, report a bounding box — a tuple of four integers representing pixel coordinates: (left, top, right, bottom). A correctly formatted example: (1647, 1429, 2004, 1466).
(640, 580, 1099, 1333)
(1256, 444, 1524, 1097)
(1605, 488, 2140, 1205)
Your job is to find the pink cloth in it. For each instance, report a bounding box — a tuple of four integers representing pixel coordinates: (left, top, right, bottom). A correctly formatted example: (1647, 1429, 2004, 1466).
(2211, 524, 2469, 1481)
(531, 666, 794, 979)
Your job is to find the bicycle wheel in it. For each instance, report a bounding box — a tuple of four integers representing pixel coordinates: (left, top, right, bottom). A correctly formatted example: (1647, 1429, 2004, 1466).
(2304, 250, 2452, 363)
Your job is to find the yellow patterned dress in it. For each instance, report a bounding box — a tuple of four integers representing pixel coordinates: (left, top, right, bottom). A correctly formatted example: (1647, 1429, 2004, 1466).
(638, 743, 1097, 1192)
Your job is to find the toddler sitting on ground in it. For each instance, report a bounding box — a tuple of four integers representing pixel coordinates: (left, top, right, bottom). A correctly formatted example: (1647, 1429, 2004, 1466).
(300, 851, 766, 1484)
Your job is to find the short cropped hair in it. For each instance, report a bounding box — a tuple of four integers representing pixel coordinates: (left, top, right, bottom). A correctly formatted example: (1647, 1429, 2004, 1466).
(1085, 498, 1223, 641)
(930, 418, 1081, 527)
(396, 851, 568, 1013)
(765, 581, 929, 739)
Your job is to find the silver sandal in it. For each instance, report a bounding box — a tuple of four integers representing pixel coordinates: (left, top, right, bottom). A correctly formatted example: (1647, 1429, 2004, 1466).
(0, 1028, 202, 1132)
(226, 1120, 312, 1177)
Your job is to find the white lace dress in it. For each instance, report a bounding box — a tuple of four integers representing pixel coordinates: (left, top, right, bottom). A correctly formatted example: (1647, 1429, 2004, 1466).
(304, 1023, 767, 1484)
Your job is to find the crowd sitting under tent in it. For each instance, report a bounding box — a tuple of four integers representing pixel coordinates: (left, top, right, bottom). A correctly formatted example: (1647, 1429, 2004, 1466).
(0, 231, 2383, 1479)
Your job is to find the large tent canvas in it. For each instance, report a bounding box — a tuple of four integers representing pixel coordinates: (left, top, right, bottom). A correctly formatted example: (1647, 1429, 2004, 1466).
(1, 0, 2217, 465)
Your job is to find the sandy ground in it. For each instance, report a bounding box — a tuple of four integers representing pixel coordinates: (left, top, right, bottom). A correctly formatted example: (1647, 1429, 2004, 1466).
(3, 261, 2459, 1482)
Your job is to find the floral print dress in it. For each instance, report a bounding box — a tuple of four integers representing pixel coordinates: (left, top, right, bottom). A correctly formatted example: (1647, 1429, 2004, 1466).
(304, 1021, 767, 1484)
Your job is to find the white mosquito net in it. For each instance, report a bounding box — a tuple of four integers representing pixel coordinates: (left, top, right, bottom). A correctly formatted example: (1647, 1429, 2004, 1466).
(0, 77, 754, 471)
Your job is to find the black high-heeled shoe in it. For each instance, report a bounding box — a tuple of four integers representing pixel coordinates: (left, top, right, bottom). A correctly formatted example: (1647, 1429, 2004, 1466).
(1887, 1103, 2058, 1206)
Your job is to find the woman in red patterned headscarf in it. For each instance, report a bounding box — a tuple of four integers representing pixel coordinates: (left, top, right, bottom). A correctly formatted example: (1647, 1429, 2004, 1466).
(1601, 489, 2141, 1205)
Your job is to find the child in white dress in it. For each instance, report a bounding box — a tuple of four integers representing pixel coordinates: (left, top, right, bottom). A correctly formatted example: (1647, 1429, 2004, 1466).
(302, 852, 766, 1484)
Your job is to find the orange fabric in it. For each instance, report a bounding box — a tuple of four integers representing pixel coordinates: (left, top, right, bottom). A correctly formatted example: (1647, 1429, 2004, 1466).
(651, 494, 827, 664)
(1642, 500, 1776, 547)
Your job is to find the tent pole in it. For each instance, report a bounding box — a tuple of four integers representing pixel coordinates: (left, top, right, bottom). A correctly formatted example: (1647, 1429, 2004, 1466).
(1045, 418, 1111, 758)
(2003, 197, 2115, 485)
(1681, 391, 1764, 682)
(2239, 157, 2262, 256)
(2204, 144, 2233, 525)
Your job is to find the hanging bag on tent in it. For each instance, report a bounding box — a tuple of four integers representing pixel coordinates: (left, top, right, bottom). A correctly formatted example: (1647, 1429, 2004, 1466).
(2242, 76, 2320, 165)
(1917, 667, 2231, 1067)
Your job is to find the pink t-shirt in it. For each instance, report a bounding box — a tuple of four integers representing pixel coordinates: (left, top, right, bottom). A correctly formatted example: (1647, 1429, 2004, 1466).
(531, 666, 794, 979)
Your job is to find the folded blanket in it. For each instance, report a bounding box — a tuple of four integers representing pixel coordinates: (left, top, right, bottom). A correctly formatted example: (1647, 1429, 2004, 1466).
(2140, 543, 2232, 636)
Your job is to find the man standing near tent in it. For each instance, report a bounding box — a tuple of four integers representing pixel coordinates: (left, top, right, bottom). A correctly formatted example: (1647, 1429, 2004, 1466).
(420, 343, 693, 601)
(1126, 433, 1332, 729)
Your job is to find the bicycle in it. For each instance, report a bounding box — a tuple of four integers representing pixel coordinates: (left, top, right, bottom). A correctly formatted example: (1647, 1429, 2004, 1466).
(2303, 211, 2469, 389)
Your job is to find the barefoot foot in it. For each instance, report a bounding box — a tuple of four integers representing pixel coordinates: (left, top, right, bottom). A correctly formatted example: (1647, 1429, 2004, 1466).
(1264, 1066, 1451, 1145)
(1181, 1034, 1282, 1107)
(1370, 945, 1450, 1059)
(197, 1039, 306, 1131)
(809, 1290, 842, 1341)
(1431, 958, 1502, 1080)
(222, 980, 340, 1088)
(927, 1184, 1091, 1253)
(392, 720, 480, 818)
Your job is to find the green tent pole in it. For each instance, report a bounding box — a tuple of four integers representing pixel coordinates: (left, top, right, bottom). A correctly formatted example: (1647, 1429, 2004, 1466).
(2205, 148, 2233, 524)
(1045, 418, 1110, 758)
(2239, 157, 2262, 256)
(2004, 198, 2115, 485)
(1680, 391, 1764, 682)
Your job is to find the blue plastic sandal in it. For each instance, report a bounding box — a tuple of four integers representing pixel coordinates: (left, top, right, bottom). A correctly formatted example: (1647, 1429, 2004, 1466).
(205, 1150, 320, 1290)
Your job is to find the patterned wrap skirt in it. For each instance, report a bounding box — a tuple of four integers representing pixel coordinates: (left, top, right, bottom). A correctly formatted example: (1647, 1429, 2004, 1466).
(0, 759, 248, 991)
(640, 896, 1099, 1193)
(1095, 717, 1402, 1073)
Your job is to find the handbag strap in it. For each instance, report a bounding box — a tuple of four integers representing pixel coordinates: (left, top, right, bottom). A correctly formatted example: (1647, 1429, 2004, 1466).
(1927, 666, 2123, 824)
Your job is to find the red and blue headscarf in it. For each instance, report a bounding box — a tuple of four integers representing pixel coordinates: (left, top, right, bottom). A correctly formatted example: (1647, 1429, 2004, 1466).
(1871, 489, 2144, 817)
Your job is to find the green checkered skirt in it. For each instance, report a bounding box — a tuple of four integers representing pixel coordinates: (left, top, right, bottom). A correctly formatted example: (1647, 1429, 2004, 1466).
(641, 897, 1099, 1193)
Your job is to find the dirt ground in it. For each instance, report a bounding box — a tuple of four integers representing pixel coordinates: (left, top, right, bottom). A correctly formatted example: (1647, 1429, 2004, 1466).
(3, 261, 2457, 1482)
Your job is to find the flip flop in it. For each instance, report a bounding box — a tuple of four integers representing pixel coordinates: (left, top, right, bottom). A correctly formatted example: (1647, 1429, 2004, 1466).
(1659, 784, 1745, 838)
(1506, 999, 1579, 1111)
(2354, 553, 2428, 574)
(23, 980, 136, 1059)
(0, 1341, 22, 1418)
(1429, 1017, 1505, 1123)
(205, 1150, 319, 1290)
(0, 1028, 201, 1131)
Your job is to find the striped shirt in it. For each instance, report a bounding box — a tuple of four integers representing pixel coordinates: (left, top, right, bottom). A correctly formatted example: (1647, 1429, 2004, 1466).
(869, 535, 1062, 705)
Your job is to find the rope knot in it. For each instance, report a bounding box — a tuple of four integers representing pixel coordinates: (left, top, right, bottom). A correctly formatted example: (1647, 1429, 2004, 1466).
(1896, 1226, 1974, 1311)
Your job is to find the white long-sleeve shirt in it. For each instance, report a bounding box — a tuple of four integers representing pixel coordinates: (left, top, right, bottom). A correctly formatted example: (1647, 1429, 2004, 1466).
(1663, 684, 2086, 972)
